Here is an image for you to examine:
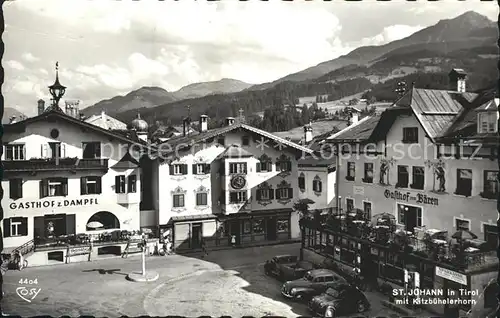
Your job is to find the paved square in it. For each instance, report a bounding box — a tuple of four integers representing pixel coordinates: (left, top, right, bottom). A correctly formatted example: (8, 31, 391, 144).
(4, 244, 408, 317)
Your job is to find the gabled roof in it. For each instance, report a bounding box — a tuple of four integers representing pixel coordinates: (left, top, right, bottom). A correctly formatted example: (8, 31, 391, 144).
(4, 109, 149, 147)
(327, 86, 496, 145)
(327, 114, 382, 143)
(157, 122, 313, 156)
(84, 113, 127, 130)
(217, 145, 254, 159)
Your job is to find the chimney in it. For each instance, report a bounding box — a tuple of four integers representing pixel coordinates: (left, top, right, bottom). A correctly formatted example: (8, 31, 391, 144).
(349, 112, 359, 126)
(225, 117, 235, 126)
(199, 115, 208, 132)
(449, 68, 467, 93)
(101, 111, 108, 130)
(37, 99, 45, 115)
(65, 100, 81, 119)
(304, 124, 313, 143)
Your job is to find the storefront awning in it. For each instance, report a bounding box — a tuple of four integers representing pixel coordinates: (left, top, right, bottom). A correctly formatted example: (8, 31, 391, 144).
(170, 214, 217, 223)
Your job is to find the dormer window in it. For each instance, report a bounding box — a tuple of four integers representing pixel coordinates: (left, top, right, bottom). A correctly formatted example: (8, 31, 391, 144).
(478, 112, 498, 133)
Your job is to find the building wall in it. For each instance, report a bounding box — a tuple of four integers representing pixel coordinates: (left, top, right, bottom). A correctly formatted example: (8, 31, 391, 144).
(337, 114, 497, 235)
(1, 120, 142, 249)
(298, 166, 336, 210)
(157, 129, 304, 238)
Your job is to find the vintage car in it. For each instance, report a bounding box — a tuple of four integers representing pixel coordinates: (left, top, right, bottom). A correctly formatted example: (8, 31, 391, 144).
(281, 269, 347, 301)
(308, 284, 370, 317)
(264, 255, 315, 281)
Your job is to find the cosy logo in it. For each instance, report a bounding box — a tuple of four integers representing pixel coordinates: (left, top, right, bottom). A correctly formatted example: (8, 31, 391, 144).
(16, 287, 41, 303)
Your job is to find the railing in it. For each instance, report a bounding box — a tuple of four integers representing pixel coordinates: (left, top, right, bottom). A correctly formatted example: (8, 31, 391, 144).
(13, 239, 35, 256)
(3, 158, 109, 172)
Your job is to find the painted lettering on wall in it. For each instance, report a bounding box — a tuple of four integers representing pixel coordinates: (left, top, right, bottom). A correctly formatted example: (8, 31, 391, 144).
(384, 189, 438, 206)
(10, 198, 99, 210)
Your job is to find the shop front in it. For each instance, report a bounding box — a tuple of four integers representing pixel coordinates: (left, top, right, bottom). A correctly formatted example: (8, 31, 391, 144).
(219, 209, 293, 247)
(168, 214, 218, 251)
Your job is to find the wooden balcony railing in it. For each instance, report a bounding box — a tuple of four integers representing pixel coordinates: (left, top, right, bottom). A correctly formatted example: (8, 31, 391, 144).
(3, 158, 109, 173)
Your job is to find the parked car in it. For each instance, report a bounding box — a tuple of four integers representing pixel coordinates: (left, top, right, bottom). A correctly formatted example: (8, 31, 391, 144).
(281, 269, 347, 301)
(308, 284, 370, 317)
(264, 255, 314, 281)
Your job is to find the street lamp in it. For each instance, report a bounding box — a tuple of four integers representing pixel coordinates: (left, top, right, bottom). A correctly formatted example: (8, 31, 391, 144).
(48, 62, 66, 109)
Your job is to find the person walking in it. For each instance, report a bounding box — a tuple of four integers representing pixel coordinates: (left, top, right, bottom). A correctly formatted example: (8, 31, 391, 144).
(201, 240, 208, 258)
(231, 235, 236, 247)
(122, 238, 131, 258)
(88, 239, 93, 262)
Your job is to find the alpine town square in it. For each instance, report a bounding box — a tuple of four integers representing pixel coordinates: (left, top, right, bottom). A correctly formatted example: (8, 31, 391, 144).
(1, 2, 499, 318)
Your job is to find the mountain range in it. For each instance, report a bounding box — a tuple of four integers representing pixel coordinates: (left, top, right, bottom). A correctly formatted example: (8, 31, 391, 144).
(82, 11, 498, 126)
(83, 78, 252, 115)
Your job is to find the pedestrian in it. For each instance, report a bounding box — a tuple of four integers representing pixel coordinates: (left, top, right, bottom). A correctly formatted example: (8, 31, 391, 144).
(201, 240, 208, 258)
(88, 239, 93, 262)
(231, 235, 236, 247)
(122, 238, 131, 258)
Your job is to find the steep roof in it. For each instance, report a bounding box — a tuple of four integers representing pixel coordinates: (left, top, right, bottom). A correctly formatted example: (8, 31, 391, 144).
(157, 122, 313, 156)
(4, 108, 148, 147)
(327, 87, 495, 145)
(84, 112, 127, 130)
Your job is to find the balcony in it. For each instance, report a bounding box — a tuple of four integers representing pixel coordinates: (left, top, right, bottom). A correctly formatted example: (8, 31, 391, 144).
(117, 192, 140, 204)
(3, 158, 109, 174)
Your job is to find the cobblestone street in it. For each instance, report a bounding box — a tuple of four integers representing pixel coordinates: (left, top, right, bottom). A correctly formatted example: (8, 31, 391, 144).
(4, 244, 417, 317)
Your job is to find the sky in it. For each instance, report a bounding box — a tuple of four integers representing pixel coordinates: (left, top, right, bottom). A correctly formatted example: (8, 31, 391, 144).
(3, 0, 498, 116)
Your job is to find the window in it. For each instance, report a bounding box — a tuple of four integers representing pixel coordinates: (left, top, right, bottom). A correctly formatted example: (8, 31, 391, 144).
(115, 175, 126, 193)
(478, 112, 497, 133)
(313, 176, 322, 193)
(256, 155, 272, 172)
(4, 144, 25, 160)
(397, 165, 409, 188)
(257, 188, 273, 201)
(217, 137, 225, 146)
(196, 193, 208, 206)
(276, 188, 292, 200)
(229, 163, 247, 174)
(363, 202, 372, 219)
(170, 164, 188, 175)
(346, 198, 354, 212)
(483, 171, 499, 195)
(40, 178, 68, 197)
(173, 194, 185, 208)
(9, 179, 23, 199)
(298, 173, 305, 191)
(229, 191, 247, 203)
(243, 220, 251, 234)
(277, 219, 289, 233)
(346, 162, 355, 181)
(456, 169, 472, 197)
(277, 160, 292, 172)
(363, 163, 373, 183)
(128, 175, 137, 193)
(3, 217, 28, 237)
(253, 219, 264, 234)
(82, 142, 101, 159)
(242, 136, 250, 146)
(455, 218, 470, 231)
(192, 163, 210, 175)
(411, 166, 425, 190)
(403, 127, 418, 143)
(48, 142, 62, 158)
(80, 176, 102, 195)
(397, 205, 422, 228)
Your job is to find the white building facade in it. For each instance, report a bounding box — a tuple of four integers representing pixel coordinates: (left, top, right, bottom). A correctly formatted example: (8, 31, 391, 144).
(154, 116, 313, 251)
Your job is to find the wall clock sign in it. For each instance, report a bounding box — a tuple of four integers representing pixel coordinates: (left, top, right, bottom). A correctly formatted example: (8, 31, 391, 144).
(231, 175, 246, 190)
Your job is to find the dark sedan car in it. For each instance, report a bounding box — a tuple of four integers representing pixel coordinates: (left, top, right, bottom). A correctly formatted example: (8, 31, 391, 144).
(281, 269, 347, 301)
(264, 255, 315, 281)
(308, 284, 370, 317)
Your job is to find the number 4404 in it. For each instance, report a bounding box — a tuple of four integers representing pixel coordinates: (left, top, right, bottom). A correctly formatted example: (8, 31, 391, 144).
(19, 278, 38, 285)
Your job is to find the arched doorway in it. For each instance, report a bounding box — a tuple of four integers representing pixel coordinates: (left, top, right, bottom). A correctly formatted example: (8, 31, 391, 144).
(86, 211, 120, 231)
